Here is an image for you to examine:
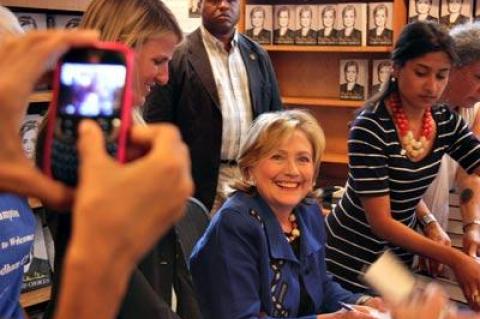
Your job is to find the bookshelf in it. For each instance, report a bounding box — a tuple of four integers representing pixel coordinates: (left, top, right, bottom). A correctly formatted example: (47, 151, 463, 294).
(20, 286, 52, 308)
(242, 0, 407, 168)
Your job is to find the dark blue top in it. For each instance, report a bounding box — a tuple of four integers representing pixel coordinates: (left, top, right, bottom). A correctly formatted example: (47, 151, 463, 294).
(190, 191, 361, 319)
(0, 193, 35, 319)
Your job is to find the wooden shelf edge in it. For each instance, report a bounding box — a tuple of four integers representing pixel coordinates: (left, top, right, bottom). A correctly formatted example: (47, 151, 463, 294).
(264, 45, 392, 53)
(20, 286, 51, 308)
(322, 153, 348, 164)
(29, 91, 52, 104)
(282, 96, 363, 108)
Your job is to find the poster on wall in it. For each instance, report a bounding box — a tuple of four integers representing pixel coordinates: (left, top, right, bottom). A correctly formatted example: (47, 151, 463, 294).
(163, 0, 201, 34)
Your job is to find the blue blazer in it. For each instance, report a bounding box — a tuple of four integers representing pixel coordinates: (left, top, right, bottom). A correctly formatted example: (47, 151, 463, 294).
(190, 192, 362, 319)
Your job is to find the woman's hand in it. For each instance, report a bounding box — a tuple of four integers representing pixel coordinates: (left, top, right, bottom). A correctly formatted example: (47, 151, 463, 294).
(362, 297, 387, 313)
(391, 283, 454, 319)
(451, 252, 480, 311)
(423, 221, 451, 276)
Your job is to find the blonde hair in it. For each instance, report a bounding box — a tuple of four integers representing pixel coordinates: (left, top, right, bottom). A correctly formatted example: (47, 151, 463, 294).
(80, 0, 183, 48)
(0, 6, 24, 38)
(233, 110, 326, 194)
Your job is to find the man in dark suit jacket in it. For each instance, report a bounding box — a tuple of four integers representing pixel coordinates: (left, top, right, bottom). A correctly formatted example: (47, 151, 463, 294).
(143, 0, 282, 212)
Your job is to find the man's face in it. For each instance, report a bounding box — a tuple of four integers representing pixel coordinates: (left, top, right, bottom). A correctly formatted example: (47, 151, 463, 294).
(346, 65, 358, 83)
(448, 0, 463, 13)
(251, 10, 265, 28)
(343, 9, 355, 28)
(416, 0, 432, 14)
(300, 10, 312, 28)
(278, 10, 289, 28)
(201, 0, 240, 37)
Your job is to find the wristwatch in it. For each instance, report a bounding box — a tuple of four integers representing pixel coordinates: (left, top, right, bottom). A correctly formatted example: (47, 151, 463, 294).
(419, 213, 437, 228)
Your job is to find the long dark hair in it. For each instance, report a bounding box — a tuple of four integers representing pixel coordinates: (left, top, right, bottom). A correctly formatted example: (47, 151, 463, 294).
(358, 22, 457, 115)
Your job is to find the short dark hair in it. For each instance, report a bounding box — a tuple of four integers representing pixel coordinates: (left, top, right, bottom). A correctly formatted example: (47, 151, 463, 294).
(362, 22, 457, 112)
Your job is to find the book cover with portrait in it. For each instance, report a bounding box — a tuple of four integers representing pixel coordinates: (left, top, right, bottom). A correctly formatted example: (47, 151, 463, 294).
(294, 5, 318, 45)
(476, 0, 480, 20)
(51, 14, 82, 29)
(245, 5, 273, 45)
(370, 59, 392, 97)
(367, 2, 394, 46)
(273, 5, 296, 45)
(189, 0, 201, 18)
(20, 114, 43, 162)
(14, 12, 47, 32)
(317, 4, 339, 46)
(408, 0, 440, 23)
(21, 213, 52, 292)
(339, 59, 368, 100)
(336, 3, 367, 46)
(440, 0, 472, 28)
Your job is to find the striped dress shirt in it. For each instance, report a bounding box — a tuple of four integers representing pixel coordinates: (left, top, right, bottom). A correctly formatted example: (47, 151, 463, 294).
(201, 26, 253, 161)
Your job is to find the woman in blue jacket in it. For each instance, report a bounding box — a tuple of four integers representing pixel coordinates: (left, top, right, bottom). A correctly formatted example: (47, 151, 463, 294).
(190, 110, 383, 319)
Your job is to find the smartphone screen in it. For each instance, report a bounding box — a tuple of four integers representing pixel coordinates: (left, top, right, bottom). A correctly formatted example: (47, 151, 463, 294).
(44, 43, 134, 185)
(58, 62, 126, 118)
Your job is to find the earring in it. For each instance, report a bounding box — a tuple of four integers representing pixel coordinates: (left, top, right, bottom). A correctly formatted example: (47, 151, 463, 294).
(391, 77, 396, 83)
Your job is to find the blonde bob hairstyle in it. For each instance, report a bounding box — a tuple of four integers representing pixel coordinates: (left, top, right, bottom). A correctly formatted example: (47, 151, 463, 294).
(233, 110, 326, 194)
(80, 0, 183, 48)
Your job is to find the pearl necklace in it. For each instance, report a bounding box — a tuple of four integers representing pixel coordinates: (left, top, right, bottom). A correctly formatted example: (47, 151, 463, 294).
(388, 94, 434, 160)
(284, 213, 301, 243)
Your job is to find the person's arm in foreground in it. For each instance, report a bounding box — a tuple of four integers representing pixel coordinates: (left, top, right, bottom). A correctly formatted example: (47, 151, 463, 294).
(0, 30, 193, 319)
(457, 112, 480, 257)
(55, 121, 192, 319)
(0, 30, 99, 210)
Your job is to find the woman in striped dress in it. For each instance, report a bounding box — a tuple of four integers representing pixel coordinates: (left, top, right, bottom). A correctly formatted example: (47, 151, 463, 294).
(325, 21, 480, 310)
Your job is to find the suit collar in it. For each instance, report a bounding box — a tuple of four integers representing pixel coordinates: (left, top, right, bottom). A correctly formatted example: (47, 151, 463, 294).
(238, 192, 321, 263)
(187, 28, 220, 107)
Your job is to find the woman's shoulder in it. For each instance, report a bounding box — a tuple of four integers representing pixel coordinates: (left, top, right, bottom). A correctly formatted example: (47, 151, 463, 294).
(213, 192, 265, 229)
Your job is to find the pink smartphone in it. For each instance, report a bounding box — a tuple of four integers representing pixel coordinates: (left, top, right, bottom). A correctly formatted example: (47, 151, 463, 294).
(43, 41, 134, 186)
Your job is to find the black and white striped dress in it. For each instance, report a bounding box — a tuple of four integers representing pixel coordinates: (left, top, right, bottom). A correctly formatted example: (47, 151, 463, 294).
(325, 101, 480, 293)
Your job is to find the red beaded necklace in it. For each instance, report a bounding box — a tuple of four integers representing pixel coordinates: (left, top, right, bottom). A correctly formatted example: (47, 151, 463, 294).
(388, 94, 434, 159)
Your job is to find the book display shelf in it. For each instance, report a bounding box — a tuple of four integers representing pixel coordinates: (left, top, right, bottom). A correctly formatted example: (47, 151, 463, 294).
(241, 0, 407, 167)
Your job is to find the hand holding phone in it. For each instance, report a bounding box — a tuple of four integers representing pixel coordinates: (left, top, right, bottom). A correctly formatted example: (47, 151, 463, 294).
(43, 41, 134, 186)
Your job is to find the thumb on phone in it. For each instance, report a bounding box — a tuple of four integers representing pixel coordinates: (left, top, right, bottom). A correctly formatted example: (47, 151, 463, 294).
(77, 120, 109, 166)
